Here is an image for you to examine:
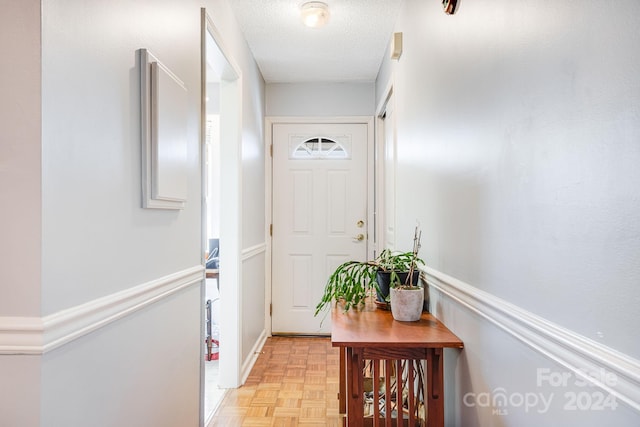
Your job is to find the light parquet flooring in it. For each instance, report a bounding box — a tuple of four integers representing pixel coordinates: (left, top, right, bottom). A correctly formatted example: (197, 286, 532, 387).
(208, 336, 343, 427)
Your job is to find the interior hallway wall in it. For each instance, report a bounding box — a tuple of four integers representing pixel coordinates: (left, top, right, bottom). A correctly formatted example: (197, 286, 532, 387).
(266, 82, 375, 117)
(39, 1, 204, 426)
(376, 0, 640, 425)
(1, 0, 266, 425)
(0, 0, 42, 423)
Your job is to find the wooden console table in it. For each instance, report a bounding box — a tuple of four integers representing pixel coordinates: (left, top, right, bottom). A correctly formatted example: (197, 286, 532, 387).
(331, 302, 463, 427)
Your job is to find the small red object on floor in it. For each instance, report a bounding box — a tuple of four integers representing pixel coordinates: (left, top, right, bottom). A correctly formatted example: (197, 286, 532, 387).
(206, 338, 219, 361)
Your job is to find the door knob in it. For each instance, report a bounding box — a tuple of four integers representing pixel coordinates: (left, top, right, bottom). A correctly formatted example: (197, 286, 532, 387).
(354, 233, 365, 241)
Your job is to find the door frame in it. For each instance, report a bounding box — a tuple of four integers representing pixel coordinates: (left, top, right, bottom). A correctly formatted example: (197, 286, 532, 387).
(264, 116, 375, 336)
(200, 8, 243, 421)
(375, 83, 396, 254)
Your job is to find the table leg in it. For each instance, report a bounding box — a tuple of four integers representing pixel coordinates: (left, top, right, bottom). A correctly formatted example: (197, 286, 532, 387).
(340, 347, 346, 418)
(426, 348, 444, 427)
(346, 347, 365, 427)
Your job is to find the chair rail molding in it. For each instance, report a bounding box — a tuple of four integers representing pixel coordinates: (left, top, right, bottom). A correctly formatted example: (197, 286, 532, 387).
(422, 265, 640, 413)
(0, 265, 204, 355)
(242, 242, 267, 260)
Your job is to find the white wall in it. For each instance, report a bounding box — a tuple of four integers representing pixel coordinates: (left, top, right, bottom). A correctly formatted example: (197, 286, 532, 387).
(0, 1, 42, 424)
(39, 1, 203, 426)
(41, 0, 203, 314)
(0, 356, 41, 426)
(266, 82, 375, 116)
(0, 0, 267, 426)
(0, 0, 41, 318)
(41, 287, 201, 427)
(377, 0, 640, 425)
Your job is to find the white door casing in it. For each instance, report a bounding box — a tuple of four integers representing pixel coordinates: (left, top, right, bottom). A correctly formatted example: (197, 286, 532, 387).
(271, 122, 369, 334)
(201, 10, 242, 394)
(383, 96, 396, 250)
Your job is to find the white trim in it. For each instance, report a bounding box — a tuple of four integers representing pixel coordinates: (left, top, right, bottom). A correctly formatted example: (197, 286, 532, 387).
(0, 316, 44, 354)
(242, 243, 267, 260)
(422, 265, 640, 413)
(204, 388, 229, 427)
(203, 11, 244, 391)
(265, 118, 274, 337)
(240, 329, 268, 385)
(374, 82, 395, 254)
(266, 116, 374, 125)
(200, 10, 208, 427)
(139, 48, 187, 210)
(0, 265, 204, 355)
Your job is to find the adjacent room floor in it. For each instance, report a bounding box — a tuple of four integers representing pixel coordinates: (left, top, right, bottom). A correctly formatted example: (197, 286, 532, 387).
(207, 336, 341, 426)
(204, 277, 225, 421)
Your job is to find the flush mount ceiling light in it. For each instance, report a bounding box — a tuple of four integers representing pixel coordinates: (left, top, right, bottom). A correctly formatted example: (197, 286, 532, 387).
(301, 2, 330, 28)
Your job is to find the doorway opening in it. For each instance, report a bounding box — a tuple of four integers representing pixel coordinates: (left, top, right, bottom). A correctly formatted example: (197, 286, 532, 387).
(201, 9, 243, 424)
(203, 101, 222, 418)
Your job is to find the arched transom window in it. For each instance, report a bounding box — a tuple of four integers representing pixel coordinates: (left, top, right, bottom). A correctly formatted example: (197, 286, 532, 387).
(289, 136, 351, 159)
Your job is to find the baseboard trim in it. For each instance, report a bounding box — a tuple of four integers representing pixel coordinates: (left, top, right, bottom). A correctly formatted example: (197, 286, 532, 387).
(241, 329, 268, 385)
(0, 265, 204, 355)
(422, 266, 640, 413)
(205, 388, 229, 427)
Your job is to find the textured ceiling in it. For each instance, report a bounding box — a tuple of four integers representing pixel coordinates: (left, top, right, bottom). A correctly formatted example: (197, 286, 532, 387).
(228, 0, 403, 83)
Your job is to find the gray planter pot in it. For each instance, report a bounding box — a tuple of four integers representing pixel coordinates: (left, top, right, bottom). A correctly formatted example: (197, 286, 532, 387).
(390, 287, 423, 321)
(375, 270, 420, 302)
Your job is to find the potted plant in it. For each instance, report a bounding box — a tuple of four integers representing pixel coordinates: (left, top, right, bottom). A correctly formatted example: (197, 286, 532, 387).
(314, 227, 425, 317)
(389, 228, 424, 321)
(374, 248, 421, 304)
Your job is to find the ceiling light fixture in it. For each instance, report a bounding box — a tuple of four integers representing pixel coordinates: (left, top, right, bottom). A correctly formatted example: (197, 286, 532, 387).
(301, 2, 330, 28)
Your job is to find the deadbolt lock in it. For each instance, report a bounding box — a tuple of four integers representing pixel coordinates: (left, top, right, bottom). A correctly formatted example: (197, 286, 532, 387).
(356, 220, 365, 228)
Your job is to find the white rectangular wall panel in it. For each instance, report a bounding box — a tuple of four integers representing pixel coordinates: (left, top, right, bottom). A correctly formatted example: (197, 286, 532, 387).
(140, 49, 188, 209)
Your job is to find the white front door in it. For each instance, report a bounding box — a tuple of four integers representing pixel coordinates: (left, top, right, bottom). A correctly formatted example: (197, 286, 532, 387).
(271, 122, 369, 334)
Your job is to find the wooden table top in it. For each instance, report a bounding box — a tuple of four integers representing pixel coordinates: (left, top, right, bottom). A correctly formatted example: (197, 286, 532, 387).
(331, 302, 463, 349)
